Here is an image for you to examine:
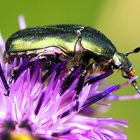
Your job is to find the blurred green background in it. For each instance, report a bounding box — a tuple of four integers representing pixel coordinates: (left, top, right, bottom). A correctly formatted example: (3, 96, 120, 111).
(0, 0, 140, 139)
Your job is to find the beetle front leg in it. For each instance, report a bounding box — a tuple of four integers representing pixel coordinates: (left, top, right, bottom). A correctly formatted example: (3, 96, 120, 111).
(121, 71, 140, 93)
(121, 71, 130, 79)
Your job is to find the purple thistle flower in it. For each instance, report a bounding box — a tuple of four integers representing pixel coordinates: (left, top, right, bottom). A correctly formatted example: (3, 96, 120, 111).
(0, 16, 139, 140)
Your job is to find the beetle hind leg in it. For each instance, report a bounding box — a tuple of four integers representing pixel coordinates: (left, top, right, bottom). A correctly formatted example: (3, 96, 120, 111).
(0, 63, 10, 96)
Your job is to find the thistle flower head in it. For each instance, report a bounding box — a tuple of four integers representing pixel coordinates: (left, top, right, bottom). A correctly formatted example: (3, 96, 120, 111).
(0, 16, 139, 140)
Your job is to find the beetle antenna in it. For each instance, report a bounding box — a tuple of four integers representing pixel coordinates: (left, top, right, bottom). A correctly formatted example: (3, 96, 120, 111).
(126, 47, 140, 56)
(132, 80, 140, 93)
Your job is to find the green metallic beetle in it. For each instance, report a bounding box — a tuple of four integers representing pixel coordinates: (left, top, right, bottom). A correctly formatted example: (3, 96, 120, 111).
(3, 24, 140, 95)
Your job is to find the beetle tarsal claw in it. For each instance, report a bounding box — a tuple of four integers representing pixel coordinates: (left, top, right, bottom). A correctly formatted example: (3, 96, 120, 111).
(132, 80, 140, 94)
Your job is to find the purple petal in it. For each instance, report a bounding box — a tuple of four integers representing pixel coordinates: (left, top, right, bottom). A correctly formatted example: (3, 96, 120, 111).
(18, 16, 26, 29)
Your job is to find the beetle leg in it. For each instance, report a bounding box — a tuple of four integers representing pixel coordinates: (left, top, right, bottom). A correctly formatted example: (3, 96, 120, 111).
(132, 80, 140, 93)
(0, 63, 10, 96)
(121, 71, 130, 79)
(41, 60, 67, 82)
(60, 66, 81, 96)
(74, 70, 113, 111)
(121, 71, 140, 93)
(74, 69, 87, 111)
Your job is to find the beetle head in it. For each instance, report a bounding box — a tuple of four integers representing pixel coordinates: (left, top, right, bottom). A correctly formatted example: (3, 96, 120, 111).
(113, 47, 140, 93)
(124, 47, 140, 77)
(113, 52, 132, 74)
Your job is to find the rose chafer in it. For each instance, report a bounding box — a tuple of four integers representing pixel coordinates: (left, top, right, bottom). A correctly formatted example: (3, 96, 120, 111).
(1, 24, 140, 101)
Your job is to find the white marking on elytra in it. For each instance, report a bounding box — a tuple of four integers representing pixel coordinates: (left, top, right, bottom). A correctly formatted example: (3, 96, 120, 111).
(36, 47, 66, 56)
(26, 50, 37, 55)
(11, 46, 66, 56)
(16, 52, 26, 55)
